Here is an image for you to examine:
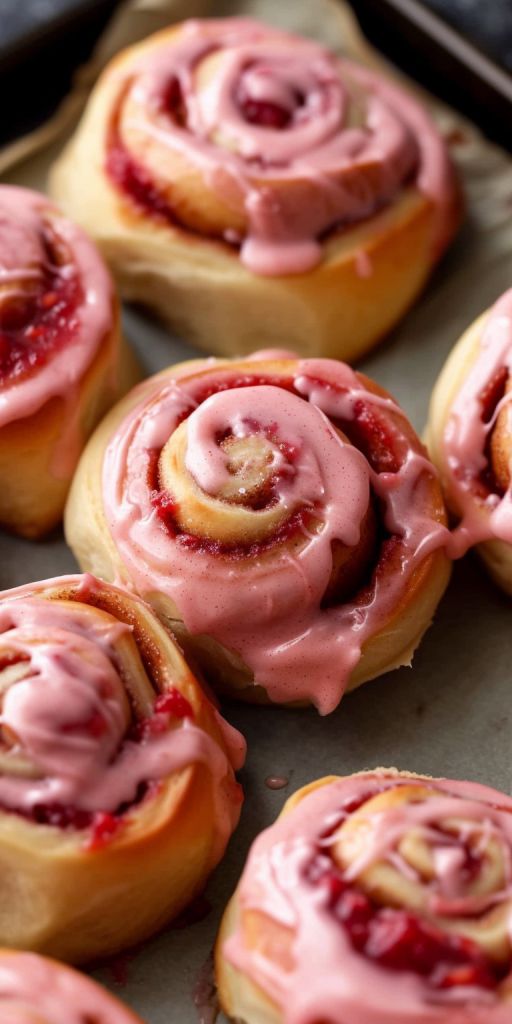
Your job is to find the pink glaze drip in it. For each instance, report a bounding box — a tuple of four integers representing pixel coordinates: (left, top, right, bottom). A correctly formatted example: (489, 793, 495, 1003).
(440, 289, 512, 556)
(109, 17, 455, 275)
(0, 186, 114, 478)
(224, 772, 512, 1023)
(0, 575, 243, 860)
(103, 357, 448, 714)
(0, 951, 140, 1023)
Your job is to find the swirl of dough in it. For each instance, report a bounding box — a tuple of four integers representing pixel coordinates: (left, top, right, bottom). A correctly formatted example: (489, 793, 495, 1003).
(66, 353, 451, 713)
(217, 770, 512, 1024)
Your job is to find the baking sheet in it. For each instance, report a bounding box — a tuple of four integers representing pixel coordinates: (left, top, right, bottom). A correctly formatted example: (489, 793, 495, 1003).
(1, 0, 512, 1020)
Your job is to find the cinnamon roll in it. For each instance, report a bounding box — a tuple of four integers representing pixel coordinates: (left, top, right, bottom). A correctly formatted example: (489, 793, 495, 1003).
(216, 769, 512, 1024)
(0, 573, 244, 963)
(50, 17, 460, 361)
(426, 288, 512, 593)
(0, 949, 144, 1022)
(0, 185, 138, 539)
(65, 352, 451, 714)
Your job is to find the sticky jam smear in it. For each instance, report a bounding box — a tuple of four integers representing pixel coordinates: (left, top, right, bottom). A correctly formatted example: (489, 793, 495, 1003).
(0, 229, 82, 385)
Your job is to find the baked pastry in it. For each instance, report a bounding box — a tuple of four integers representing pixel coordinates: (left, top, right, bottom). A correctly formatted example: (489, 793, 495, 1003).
(65, 352, 451, 713)
(426, 288, 512, 593)
(216, 769, 512, 1023)
(0, 948, 144, 1022)
(0, 573, 244, 963)
(50, 17, 461, 361)
(0, 184, 138, 539)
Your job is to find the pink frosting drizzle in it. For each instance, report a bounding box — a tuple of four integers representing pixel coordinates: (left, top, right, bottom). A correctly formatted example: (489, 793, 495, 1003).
(0, 951, 141, 1023)
(0, 575, 244, 860)
(109, 17, 456, 275)
(439, 289, 512, 557)
(0, 186, 114, 477)
(103, 357, 448, 714)
(224, 772, 512, 1023)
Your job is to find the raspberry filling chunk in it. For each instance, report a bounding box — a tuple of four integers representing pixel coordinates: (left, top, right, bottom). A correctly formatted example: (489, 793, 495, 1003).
(304, 855, 503, 991)
(0, 259, 82, 385)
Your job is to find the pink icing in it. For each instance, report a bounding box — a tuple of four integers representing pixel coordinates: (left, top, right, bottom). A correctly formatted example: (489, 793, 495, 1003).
(103, 357, 448, 714)
(0, 575, 244, 861)
(439, 289, 512, 556)
(224, 772, 512, 1023)
(0, 951, 141, 1023)
(107, 17, 456, 275)
(0, 186, 114, 477)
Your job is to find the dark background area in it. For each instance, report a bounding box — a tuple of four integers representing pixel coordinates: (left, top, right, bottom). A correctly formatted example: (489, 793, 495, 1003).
(0, 0, 510, 149)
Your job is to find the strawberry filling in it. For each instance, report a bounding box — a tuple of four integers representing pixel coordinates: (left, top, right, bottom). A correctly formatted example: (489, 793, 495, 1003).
(239, 97, 292, 129)
(0, 267, 82, 385)
(304, 854, 504, 991)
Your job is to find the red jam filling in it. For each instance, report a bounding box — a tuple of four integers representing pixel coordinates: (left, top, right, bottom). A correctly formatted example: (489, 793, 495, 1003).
(480, 367, 508, 425)
(342, 397, 402, 475)
(304, 849, 503, 991)
(150, 481, 314, 558)
(154, 688, 193, 719)
(0, 256, 82, 385)
(239, 97, 292, 129)
(86, 811, 123, 851)
(132, 686, 194, 740)
(106, 130, 177, 228)
(162, 75, 187, 126)
(191, 374, 297, 405)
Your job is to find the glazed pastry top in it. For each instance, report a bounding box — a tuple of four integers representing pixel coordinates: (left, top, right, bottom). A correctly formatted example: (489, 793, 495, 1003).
(224, 771, 512, 1023)
(103, 354, 448, 713)
(0, 950, 140, 1022)
(106, 17, 456, 275)
(0, 574, 244, 856)
(439, 288, 512, 554)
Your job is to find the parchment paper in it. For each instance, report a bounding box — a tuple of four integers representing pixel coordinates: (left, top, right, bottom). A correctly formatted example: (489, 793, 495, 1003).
(1, 1, 512, 1021)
